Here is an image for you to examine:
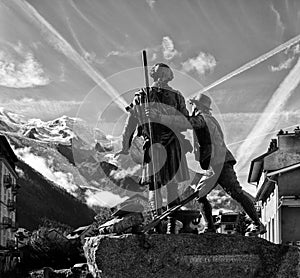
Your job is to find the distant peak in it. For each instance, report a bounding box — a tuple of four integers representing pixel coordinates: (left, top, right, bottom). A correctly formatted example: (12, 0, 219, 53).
(0, 107, 26, 124)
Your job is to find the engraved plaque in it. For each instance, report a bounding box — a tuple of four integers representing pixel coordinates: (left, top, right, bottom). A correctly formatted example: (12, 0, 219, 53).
(178, 254, 261, 277)
(181, 254, 260, 264)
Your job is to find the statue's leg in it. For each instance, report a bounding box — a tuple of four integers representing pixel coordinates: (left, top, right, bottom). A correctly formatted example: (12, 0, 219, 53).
(166, 182, 180, 208)
(197, 196, 215, 232)
(166, 182, 181, 234)
(148, 185, 163, 233)
(217, 163, 265, 235)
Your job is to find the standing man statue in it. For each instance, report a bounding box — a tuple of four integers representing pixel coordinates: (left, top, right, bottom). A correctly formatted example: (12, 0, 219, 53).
(147, 93, 266, 236)
(116, 63, 191, 234)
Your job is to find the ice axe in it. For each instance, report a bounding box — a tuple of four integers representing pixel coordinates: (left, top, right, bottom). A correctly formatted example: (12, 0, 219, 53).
(141, 50, 160, 217)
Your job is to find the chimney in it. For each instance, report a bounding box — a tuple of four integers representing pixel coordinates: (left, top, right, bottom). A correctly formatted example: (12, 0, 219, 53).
(272, 139, 277, 149)
(268, 139, 277, 151)
(277, 127, 300, 152)
(277, 129, 284, 135)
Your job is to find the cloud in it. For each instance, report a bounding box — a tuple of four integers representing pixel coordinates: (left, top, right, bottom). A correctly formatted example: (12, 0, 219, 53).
(1, 98, 81, 119)
(270, 57, 294, 71)
(106, 48, 146, 59)
(84, 51, 104, 64)
(13, 0, 127, 109)
(13, 147, 78, 194)
(146, 0, 156, 9)
(162, 36, 180, 60)
(270, 4, 285, 36)
(85, 190, 127, 207)
(107, 50, 132, 57)
(0, 46, 50, 88)
(293, 44, 300, 54)
(59, 63, 66, 82)
(182, 52, 217, 76)
(270, 43, 300, 72)
(150, 53, 157, 61)
(110, 164, 141, 180)
(10, 41, 26, 55)
(105, 36, 177, 62)
(31, 41, 43, 50)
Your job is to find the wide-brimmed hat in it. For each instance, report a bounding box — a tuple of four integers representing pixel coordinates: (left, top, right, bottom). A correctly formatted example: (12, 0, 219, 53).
(189, 93, 212, 110)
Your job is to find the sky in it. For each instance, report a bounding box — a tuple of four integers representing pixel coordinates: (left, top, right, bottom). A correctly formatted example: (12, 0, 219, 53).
(1, 0, 300, 195)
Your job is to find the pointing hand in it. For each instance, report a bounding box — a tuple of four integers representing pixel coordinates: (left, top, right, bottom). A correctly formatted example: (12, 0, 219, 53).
(114, 150, 129, 158)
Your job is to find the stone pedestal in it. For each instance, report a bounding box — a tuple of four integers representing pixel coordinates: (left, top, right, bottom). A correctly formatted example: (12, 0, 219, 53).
(84, 233, 300, 278)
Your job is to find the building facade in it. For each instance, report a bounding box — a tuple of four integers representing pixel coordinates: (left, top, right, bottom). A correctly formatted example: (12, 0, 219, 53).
(248, 127, 300, 245)
(0, 135, 19, 249)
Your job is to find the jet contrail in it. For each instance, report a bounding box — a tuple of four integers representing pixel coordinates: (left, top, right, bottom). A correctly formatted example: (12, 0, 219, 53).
(14, 0, 127, 109)
(65, 15, 88, 57)
(191, 33, 300, 98)
(69, 0, 97, 31)
(236, 57, 300, 173)
(69, 0, 119, 49)
(227, 123, 299, 147)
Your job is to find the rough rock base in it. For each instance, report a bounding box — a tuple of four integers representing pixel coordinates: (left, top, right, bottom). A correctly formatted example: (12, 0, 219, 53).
(84, 233, 300, 278)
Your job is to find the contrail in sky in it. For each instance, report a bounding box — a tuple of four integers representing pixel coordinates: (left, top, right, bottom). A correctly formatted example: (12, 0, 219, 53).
(227, 123, 299, 147)
(69, 0, 119, 49)
(14, 0, 127, 109)
(236, 57, 300, 173)
(191, 33, 300, 98)
(69, 0, 97, 31)
(65, 15, 88, 57)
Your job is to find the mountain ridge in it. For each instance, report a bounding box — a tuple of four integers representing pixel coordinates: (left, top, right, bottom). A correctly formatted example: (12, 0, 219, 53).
(0, 108, 244, 231)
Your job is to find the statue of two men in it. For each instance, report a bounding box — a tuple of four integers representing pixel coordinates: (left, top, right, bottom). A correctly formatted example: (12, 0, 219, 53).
(116, 63, 266, 237)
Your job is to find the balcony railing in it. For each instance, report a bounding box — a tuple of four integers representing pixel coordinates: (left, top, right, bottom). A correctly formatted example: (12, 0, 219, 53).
(7, 199, 16, 211)
(3, 174, 13, 189)
(1, 217, 12, 228)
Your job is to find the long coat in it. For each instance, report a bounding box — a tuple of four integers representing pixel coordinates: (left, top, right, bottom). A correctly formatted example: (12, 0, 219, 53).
(121, 83, 190, 187)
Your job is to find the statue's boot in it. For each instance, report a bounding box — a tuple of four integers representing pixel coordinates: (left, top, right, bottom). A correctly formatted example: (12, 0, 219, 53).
(149, 189, 164, 233)
(197, 196, 216, 233)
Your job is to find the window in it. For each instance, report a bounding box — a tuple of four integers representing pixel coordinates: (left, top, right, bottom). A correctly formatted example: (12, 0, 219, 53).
(3, 167, 8, 202)
(224, 224, 235, 231)
(3, 186, 7, 203)
(3, 232, 6, 246)
(270, 219, 273, 242)
(272, 218, 275, 242)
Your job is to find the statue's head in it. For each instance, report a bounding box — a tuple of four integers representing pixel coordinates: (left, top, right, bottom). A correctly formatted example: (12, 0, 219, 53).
(189, 93, 212, 112)
(150, 63, 174, 83)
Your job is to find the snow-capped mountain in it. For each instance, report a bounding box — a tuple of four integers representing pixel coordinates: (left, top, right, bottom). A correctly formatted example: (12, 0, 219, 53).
(0, 108, 243, 217)
(19, 115, 107, 146)
(0, 108, 140, 208)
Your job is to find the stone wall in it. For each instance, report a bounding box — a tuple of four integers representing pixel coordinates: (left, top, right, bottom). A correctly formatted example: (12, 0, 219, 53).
(84, 233, 300, 278)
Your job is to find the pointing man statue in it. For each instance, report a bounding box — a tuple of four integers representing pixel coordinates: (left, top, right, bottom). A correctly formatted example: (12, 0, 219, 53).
(147, 93, 266, 236)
